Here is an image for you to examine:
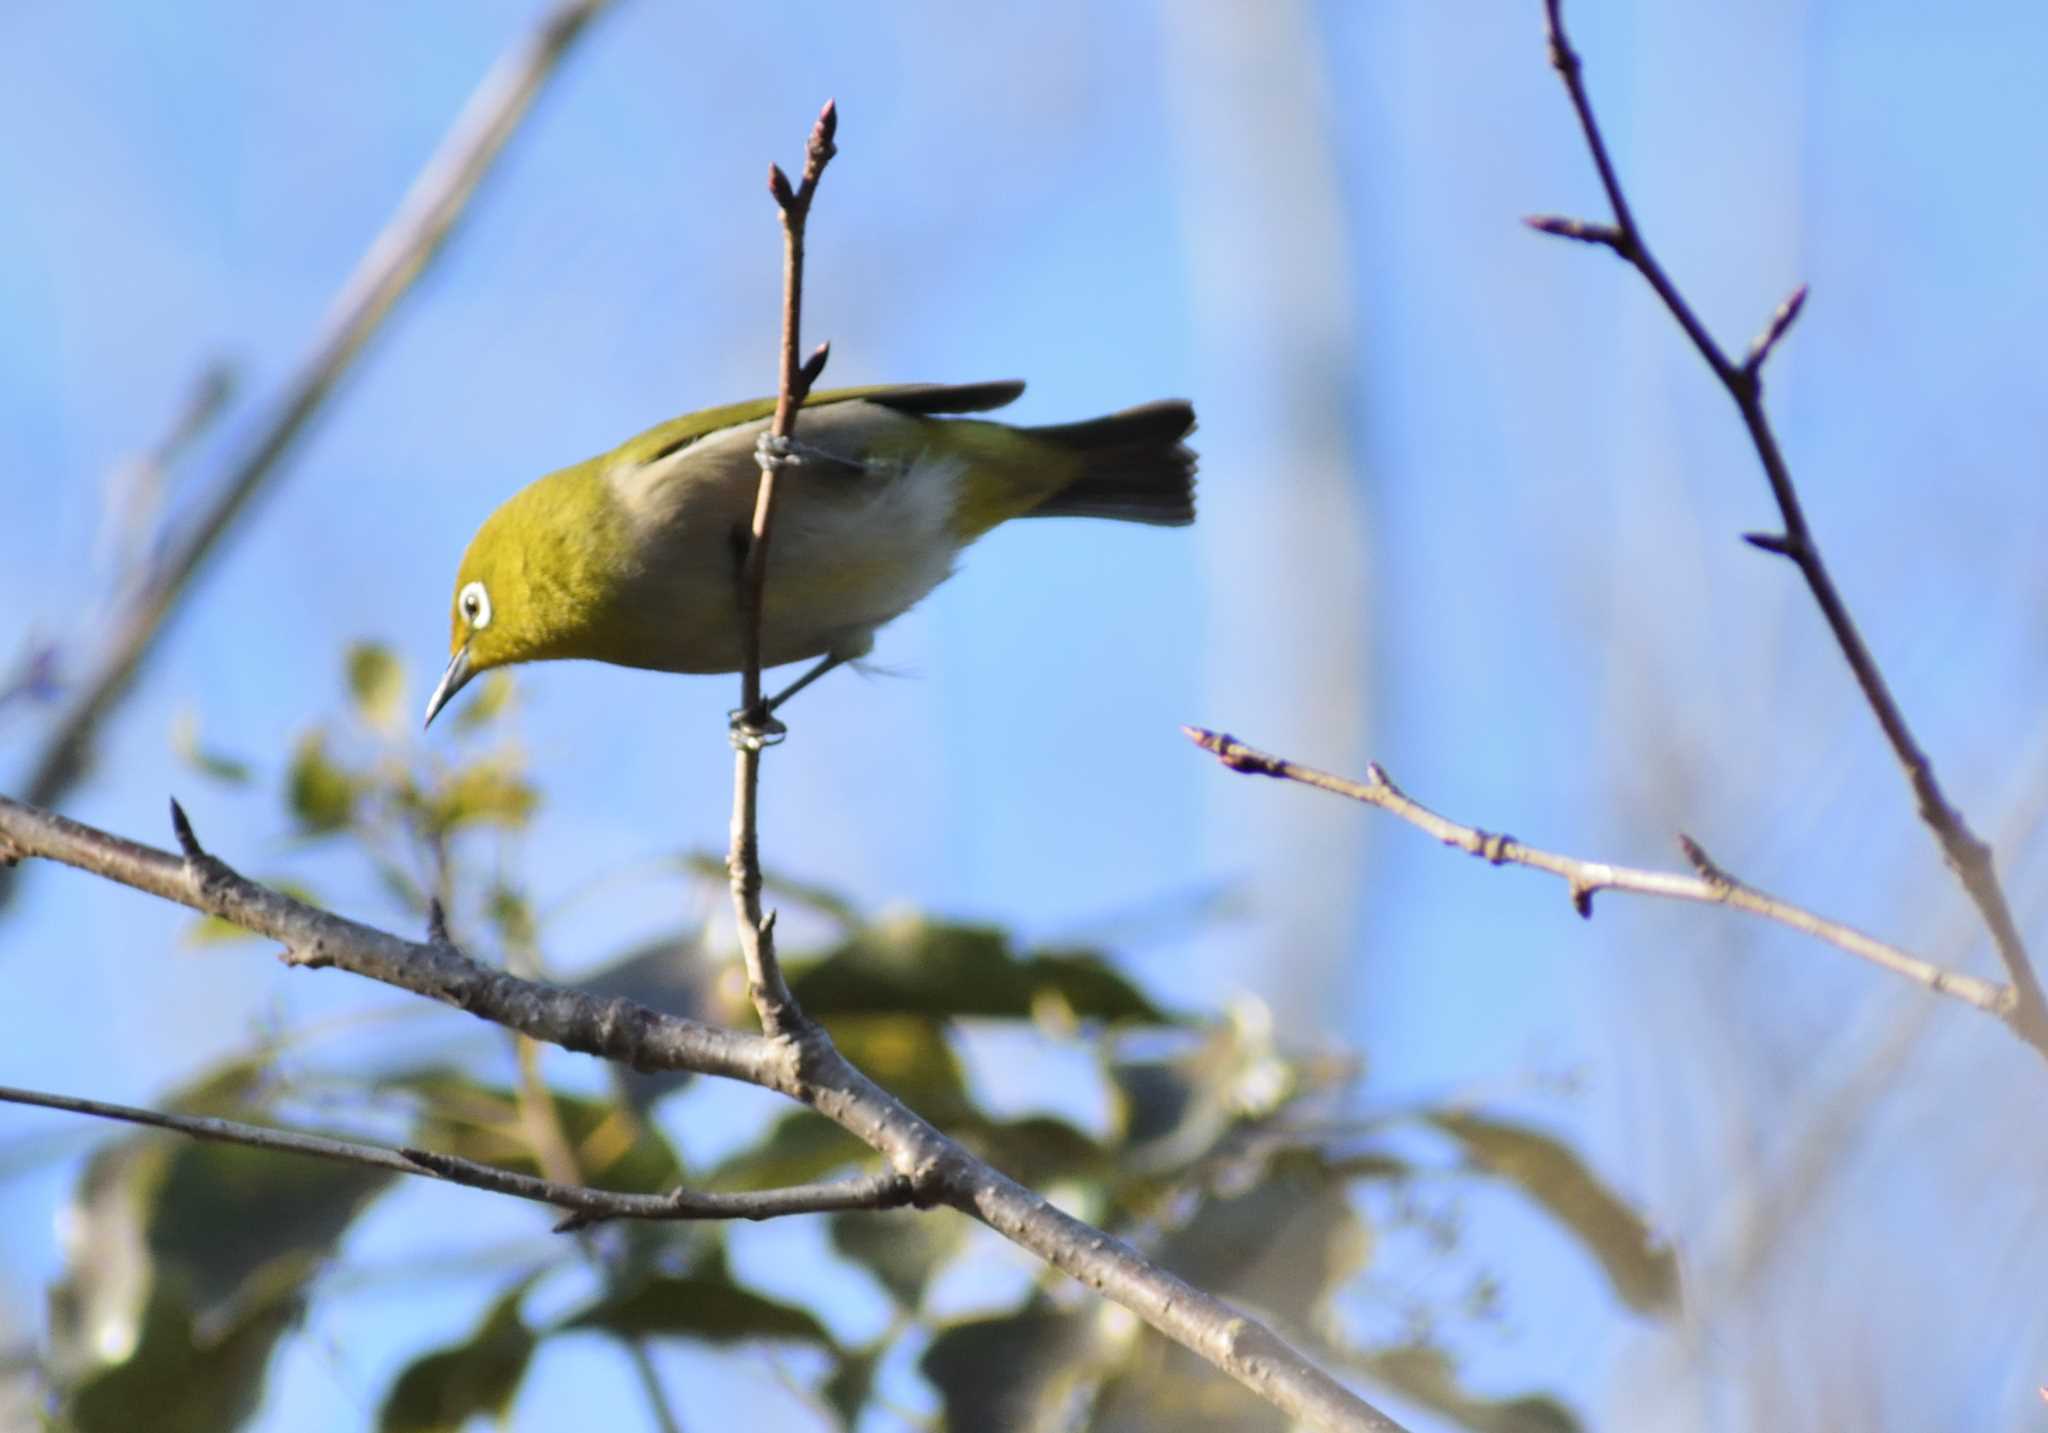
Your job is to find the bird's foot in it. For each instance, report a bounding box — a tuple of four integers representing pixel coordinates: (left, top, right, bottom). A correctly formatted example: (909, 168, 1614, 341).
(728, 703, 788, 750)
(754, 430, 867, 475)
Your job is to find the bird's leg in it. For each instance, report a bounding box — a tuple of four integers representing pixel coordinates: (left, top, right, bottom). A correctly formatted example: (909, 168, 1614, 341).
(726, 655, 844, 745)
(756, 430, 869, 475)
(765, 653, 846, 713)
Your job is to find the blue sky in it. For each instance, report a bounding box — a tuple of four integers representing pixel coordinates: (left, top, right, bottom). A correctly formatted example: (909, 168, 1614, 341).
(5, 1, 2048, 1428)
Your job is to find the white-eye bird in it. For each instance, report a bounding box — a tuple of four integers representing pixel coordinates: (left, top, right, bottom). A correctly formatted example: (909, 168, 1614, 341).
(423, 381, 1197, 726)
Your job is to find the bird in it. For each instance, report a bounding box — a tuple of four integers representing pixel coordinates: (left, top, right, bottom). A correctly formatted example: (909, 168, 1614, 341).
(423, 381, 1196, 728)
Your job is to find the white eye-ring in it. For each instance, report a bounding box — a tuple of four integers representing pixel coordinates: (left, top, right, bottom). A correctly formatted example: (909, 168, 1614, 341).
(459, 580, 492, 631)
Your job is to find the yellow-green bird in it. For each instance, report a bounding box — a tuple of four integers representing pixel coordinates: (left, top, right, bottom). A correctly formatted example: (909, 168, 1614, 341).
(423, 381, 1196, 727)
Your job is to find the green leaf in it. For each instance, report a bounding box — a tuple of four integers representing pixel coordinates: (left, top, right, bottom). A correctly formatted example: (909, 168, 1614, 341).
(60, 1281, 299, 1433)
(345, 641, 406, 734)
(1089, 1339, 1289, 1433)
(920, 1310, 1095, 1433)
(483, 882, 536, 950)
(452, 671, 516, 731)
(790, 915, 1171, 1025)
(707, 1110, 874, 1191)
(423, 757, 537, 836)
(951, 1113, 1107, 1190)
(1424, 1111, 1678, 1315)
(562, 1258, 829, 1347)
(1110, 1019, 1292, 1173)
(285, 729, 356, 834)
(830, 1207, 966, 1309)
(392, 1069, 685, 1195)
(1358, 1345, 1581, 1433)
(145, 1140, 389, 1321)
(822, 1344, 881, 1427)
(378, 1278, 539, 1433)
(1153, 1149, 1370, 1327)
(829, 1015, 972, 1120)
(50, 1063, 393, 1430)
(169, 710, 252, 785)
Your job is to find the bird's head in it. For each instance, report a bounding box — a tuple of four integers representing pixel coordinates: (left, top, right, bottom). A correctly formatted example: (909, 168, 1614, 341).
(424, 461, 632, 726)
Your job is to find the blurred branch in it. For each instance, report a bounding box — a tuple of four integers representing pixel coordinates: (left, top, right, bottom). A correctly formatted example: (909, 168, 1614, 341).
(93, 363, 236, 599)
(0, 0, 613, 910)
(0, 1083, 910, 1226)
(1526, 0, 2048, 1052)
(495, 906, 684, 1433)
(1185, 728, 2031, 1038)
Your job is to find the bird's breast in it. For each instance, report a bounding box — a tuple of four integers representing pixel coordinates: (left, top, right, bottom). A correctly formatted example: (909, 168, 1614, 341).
(612, 408, 973, 674)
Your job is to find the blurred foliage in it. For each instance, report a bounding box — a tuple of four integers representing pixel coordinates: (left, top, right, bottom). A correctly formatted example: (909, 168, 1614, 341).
(16, 645, 1678, 1429)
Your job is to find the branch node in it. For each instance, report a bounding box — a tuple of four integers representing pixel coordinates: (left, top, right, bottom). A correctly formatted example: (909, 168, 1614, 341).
(810, 98, 838, 158)
(168, 797, 205, 860)
(426, 897, 453, 947)
(1523, 214, 1625, 251)
(754, 431, 804, 471)
(798, 339, 832, 393)
(1569, 881, 1595, 919)
(1477, 830, 1513, 865)
(1743, 283, 1809, 376)
(1678, 833, 1731, 889)
(1741, 531, 1795, 558)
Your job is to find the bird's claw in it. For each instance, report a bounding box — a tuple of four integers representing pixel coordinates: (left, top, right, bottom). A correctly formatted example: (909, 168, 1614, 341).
(728, 704, 788, 749)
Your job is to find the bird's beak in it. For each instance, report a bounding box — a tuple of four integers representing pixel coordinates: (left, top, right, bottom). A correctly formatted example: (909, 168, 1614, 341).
(423, 643, 473, 729)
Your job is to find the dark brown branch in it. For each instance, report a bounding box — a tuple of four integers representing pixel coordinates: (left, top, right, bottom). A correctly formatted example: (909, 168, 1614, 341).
(0, 0, 613, 912)
(1531, 0, 2048, 1052)
(1186, 728, 2023, 1031)
(0, 1084, 910, 1225)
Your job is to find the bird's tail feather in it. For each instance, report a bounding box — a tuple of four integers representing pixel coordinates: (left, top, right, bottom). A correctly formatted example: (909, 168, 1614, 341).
(1023, 400, 1198, 527)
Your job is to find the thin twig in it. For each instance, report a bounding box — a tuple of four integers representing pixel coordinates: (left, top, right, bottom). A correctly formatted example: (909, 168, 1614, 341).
(727, 101, 838, 1039)
(0, 0, 612, 906)
(0, 1083, 910, 1224)
(1185, 728, 2019, 1027)
(1528, 0, 2048, 1051)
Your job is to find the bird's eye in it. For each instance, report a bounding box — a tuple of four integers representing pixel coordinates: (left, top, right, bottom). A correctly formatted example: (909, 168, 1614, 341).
(459, 580, 491, 631)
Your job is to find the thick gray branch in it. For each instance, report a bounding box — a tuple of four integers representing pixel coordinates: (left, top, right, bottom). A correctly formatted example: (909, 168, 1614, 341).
(0, 793, 778, 1086)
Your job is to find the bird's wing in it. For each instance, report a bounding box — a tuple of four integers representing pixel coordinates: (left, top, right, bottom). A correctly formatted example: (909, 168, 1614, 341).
(611, 381, 1026, 469)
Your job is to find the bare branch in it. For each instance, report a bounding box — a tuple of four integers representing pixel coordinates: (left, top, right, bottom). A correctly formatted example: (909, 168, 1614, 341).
(0, 792, 779, 1086)
(1185, 728, 2022, 1031)
(1534, 0, 2048, 1049)
(1743, 283, 1809, 378)
(0, 1083, 911, 1225)
(727, 101, 841, 1040)
(0, 0, 614, 907)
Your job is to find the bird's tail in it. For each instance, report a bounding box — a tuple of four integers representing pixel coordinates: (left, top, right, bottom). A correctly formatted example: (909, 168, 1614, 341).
(1022, 400, 1198, 526)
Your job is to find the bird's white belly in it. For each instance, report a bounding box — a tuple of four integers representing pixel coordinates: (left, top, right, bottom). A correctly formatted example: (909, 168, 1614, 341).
(760, 447, 967, 662)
